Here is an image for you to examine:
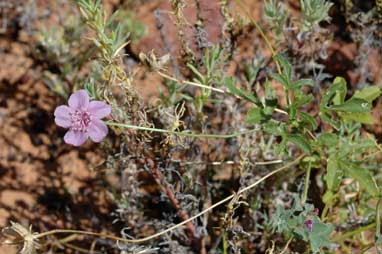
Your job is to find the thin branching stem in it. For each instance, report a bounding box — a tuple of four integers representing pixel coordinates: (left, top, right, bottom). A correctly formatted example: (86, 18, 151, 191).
(280, 237, 293, 254)
(34, 154, 304, 243)
(157, 71, 226, 94)
(106, 121, 258, 139)
(234, 0, 281, 74)
(331, 222, 376, 243)
(301, 160, 312, 205)
(157, 71, 288, 115)
(172, 159, 283, 166)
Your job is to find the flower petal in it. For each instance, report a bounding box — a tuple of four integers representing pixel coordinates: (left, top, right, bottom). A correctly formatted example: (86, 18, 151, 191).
(88, 119, 108, 142)
(54, 105, 73, 128)
(64, 130, 88, 146)
(68, 90, 89, 109)
(88, 101, 112, 119)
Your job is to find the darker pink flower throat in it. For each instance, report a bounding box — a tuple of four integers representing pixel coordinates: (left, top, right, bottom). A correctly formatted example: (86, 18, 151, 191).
(70, 110, 92, 132)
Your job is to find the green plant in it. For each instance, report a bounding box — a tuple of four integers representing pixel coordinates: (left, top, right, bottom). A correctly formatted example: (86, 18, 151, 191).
(269, 196, 334, 253)
(300, 0, 333, 32)
(264, 0, 289, 38)
(3, 0, 382, 253)
(187, 46, 227, 114)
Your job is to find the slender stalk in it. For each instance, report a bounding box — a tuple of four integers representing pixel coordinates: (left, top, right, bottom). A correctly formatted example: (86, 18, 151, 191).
(106, 121, 258, 139)
(62, 242, 96, 254)
(360, 243, 375, 253)
(34, 154, 304, 243)
(280, 237, 293, 254)
(157, 71, 226, 94)
(375, 199, 382, 244)
(146, 158, 196, 242)
(255, 159, 283, 165)
(35, 229, 130, 243)
(173, 159, 283, 166)
(321, 202, 330, 221)
(321, 192, 341, 221)
(222, 231, 228, 254)
(233, 0, 281, 74)
(157, 71, 288, 115)
(301, 161, 312, 205)
(331, 223, 376, 243)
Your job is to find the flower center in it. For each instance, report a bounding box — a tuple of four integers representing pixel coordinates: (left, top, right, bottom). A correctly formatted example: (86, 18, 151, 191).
(70, 110, 92, 132)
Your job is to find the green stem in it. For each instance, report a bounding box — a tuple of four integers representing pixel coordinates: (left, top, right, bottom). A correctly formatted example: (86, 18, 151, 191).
(301, 161, 312, 205)
(321, 202, 330, 221)
(280, 237, 293, 254)
(222, 231, 228, 254)
(321, 193, 339, 221)
(106, 121, 257, 139)
(157, 71, 288, 115)
(376, 199, 382, 243)
(234, 0, 281, 74)
(331, 223, 376, 243)
(285, 90, 291, 107)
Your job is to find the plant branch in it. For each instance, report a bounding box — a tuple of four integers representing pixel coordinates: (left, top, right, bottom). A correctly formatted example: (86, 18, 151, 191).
(145, 158, 196, 243)
(331, 223, 376, 243)
(233, 0, 281, 74)
(301, 160, 312, 205)
(34, 154, 304, 243)
(106, 121, 258, 139)
(156, 71, 288, 115)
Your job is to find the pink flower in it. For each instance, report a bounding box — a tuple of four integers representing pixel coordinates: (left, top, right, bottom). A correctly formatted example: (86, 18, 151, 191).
(304, 219, 313, 232)
(54, 90, 111, 146)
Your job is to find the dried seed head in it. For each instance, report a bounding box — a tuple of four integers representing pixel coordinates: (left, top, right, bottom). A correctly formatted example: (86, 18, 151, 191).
(1, 221, 40, 254)
(139, 51, 170, 71)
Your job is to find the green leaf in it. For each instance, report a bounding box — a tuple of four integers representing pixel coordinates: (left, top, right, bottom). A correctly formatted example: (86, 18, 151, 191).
(179, 93, 194, 101)
(226, 80, 259, 104)
(317, 133, 338, 147)
(246, 107, 265, 124)
(319, 111, 341, 130)
(294, 93, 314, 107)
(245, 59, 265, 84)
(298, 112, 317, 130)
(84, 82, 96, 99)
(289, 104, 298, 120)
(308, 217, 334, 253)
(264, 80, 278, 115)
(322, 191, 334, 204)
(265, 79, 277, 99)
(321, 77, 347, 107)
(339, 160, 380, 197)
(324, 156, 342, 192)
(286, 134, 312, 153)
(291, 78, 315, 90)
(353, 86, 381, 102)
(340, 112, 374, 124)
(271, 73, 290, 88)
(269, 205, 294, 233)
(187, 63, 205, 83)
(319, 77, 349, 130)
(263, 121, 286, 136)
(332, 77, 347, 105)
(264, 105, 276, 116)
(275, 54, 292, 80)
(329, 98, 371, 113)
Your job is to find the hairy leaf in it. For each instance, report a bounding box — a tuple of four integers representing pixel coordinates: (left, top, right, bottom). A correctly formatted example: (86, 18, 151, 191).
(246, 107, 265, 124)
(329, 98, 371, 113)
(340, 160, 380, 197)
(353, 86, 381, 102)
(308, 216, 334, 253)
(286, 134, 312, 153)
